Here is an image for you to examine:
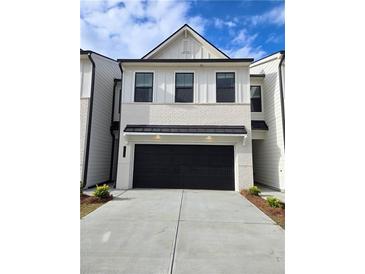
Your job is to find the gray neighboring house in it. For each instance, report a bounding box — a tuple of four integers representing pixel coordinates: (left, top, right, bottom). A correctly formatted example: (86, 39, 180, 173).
(80, 49, 121, 188)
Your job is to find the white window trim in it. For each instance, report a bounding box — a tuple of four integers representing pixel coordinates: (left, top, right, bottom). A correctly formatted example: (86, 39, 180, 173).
(214, 70, 238, 103)
(173, 70, 196, 103)
(250, 84, 264, 115)
(133, 70, 156, 103)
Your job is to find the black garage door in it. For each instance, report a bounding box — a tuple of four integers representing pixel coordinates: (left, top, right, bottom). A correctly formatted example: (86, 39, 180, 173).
(133, 144, 234, 190)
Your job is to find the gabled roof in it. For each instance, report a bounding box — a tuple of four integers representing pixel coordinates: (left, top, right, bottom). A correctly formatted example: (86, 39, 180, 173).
(250, 50, 284, 66)
(80, 49, 117, 62)
(141, 24, 230, 59)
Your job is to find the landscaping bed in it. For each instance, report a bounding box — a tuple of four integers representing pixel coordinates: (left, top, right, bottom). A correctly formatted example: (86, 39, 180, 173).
(240, 190, 285, 229)
(80, 194, 113, 218)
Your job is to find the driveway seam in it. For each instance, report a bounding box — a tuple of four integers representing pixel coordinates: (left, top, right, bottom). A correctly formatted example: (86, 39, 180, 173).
(178, 220, 275, 225)
(168, 189, 184, 274)
(114, 190, 128, 197)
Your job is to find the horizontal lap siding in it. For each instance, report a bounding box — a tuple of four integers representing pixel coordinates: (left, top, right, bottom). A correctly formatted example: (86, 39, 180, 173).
(250, 59, 285, 190)
(85, 55, 120, 188)
(80, 99, 89, 180)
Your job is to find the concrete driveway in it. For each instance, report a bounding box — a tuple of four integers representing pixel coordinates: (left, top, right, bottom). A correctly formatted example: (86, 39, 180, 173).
(81, 189, 284, 274)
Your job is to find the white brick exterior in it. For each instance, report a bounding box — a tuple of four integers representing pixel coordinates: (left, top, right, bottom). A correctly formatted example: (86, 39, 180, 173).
(116, 103, 254, 191)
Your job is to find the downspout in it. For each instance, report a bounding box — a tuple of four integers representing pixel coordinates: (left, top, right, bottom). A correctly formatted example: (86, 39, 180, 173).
(278, 52, 285, 148)
(108, 80, 118, 183)
(112, 62, 123, 188)
(83, 53, 96, 188)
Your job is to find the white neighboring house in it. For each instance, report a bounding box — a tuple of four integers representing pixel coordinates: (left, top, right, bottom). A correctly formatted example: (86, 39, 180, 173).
(249, 51, 285, 191)
(114, 24, 255, 192)
(80, 50, 121, 188)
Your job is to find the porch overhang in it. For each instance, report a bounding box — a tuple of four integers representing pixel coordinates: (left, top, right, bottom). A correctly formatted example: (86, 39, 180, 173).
(124, 125, 248, 145)
(251, 120, 269, 130)
(124, 125, 247, 137)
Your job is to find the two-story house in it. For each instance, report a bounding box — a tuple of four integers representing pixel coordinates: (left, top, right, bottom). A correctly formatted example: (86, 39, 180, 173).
(114, 24, 255, 191)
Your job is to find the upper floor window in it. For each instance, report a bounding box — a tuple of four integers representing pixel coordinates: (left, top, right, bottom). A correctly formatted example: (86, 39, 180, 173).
(216, 72, 235, 103)
(135, 72, 153, 102)
(175, 73, 194, 103)
(250, 86, 262, 112)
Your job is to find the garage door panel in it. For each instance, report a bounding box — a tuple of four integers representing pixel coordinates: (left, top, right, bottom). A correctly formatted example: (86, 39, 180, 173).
(133, 145, 234, 190)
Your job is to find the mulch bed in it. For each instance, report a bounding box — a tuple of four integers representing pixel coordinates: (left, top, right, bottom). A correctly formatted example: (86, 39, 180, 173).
(240, 190, 285, 229)
(80, 193, 113, 204)
(80, 194, 113, 218)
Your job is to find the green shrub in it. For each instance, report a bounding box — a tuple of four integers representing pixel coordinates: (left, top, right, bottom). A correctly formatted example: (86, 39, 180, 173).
(80, 181, 85, 194)
(248, 186, 261, 196)
(267, 196, 281, 208)
(93, 184, 110, 198)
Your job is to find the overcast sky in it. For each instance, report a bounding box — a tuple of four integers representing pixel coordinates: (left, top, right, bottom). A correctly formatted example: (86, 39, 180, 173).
(80, 0, 285, 60)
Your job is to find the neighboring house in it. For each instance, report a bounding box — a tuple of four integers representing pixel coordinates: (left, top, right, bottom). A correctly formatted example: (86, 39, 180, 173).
(249, 51, 285, 191)
(80, 49, 121, 188)
(114, 24, 255, 191)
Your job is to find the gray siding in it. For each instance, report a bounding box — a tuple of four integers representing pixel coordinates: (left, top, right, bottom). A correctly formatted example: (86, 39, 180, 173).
(80, 98, 89, 180)
(250, 57, 285, 190)
(85, 54, 120, 188)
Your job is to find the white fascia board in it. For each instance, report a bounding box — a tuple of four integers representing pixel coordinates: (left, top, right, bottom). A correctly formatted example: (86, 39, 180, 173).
(250, 52, 283, 68)
(186, 28, 228, 59)
(143, 28, 185, 59)
(121, 62, 251, 69)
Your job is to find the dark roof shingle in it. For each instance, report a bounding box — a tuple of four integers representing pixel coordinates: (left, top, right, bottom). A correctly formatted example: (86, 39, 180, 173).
(124, 125, 247, 135)
(251, 120, 269, 130)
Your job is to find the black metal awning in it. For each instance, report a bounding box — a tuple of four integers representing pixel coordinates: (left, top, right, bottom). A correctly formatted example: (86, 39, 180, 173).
(124, 125, 247, 135)
(251, 120, 269, 130)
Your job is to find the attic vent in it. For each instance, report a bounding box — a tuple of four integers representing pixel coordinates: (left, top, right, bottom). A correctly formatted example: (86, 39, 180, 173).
(182, 39, 191, 55)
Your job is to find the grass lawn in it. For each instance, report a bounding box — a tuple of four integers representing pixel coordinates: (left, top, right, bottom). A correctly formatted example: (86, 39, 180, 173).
(80, 194, 112, 218)
(240, 190, 285, 229)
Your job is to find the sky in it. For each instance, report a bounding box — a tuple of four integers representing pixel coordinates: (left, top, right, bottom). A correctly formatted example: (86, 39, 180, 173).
(80, 0, 285, 60)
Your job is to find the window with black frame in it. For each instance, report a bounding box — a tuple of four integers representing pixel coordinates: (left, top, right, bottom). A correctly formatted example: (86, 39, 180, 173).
(216, 72, 235, 102)
(175, 73, 194, 103)
(135, 72, 153, 102)
(250, 86, 262, 112)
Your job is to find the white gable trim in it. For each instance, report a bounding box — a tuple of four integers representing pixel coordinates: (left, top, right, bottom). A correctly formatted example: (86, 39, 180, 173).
(142, 24, 229, 59)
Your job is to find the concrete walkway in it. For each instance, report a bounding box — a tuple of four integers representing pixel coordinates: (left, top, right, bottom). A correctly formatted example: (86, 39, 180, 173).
(81, 189, 284, 274)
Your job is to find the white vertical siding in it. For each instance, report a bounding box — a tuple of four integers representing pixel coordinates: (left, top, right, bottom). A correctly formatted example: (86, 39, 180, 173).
(85, 54, 120, 188)
(121, 65, 250, 104)
(250, 57, 285, 190)
(151, 32, 221, 59)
